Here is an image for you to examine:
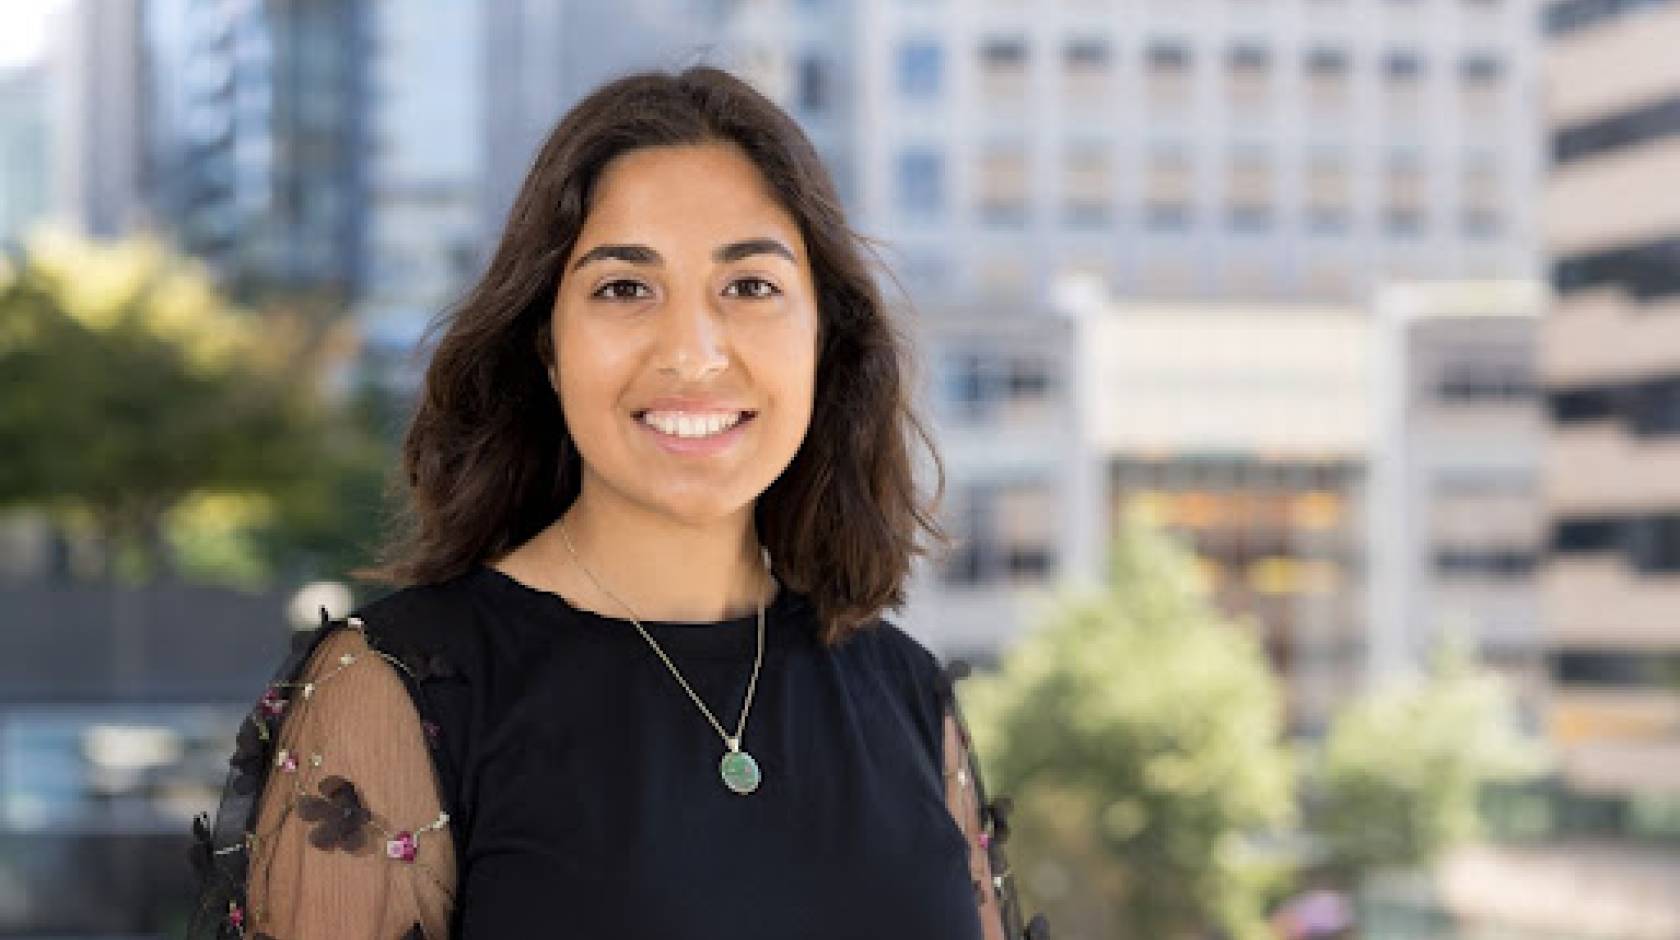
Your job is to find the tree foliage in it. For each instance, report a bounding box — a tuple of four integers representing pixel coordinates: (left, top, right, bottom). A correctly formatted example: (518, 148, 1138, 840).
(0, 228, 381, 585)
(958, 512, 1297, 939)
(1314, 638, 1547, 879)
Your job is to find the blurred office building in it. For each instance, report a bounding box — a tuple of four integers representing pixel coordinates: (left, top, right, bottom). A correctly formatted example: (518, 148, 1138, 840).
(49, 0, 148, 238)
(1366, 281, 1547, 724)
(0, 63, 50, 243)
(142, 0, 370, 301)
(809, 0, 1550, 668)
(356, 0, 485, 388)
(848, 0, 1542, 306)
(905, 298, 1102, 665)
(1540, 0, 1680, 818)
(1052, 289, 1373, 734)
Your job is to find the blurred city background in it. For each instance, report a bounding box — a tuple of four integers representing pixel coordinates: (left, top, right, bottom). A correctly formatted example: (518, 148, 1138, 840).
(0, 0, 1675, 936)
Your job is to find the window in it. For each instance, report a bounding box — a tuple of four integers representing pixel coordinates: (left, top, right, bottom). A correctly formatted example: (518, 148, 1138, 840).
(1546, 0, 1674, 35)
(798, 55, 830, 113)
(940, 479, 1058, 585)
(1385, 49, 1425, 115)
(1628, 514, 1680, 572)
(898, 40, 942, 100)
(1146, 41, 1193, 105)
(1548, 376, 1680, 436)
(1436, 361, 1534, 402)
(1063, 37, 1111, 102)
(1554, 236, 1680, 300)
(1460, 53, 1503, 114)
(941, 350, 1056, 420)
(978, 146, 1030, 225)
(896, 149, 944, 217)
(1551, 516, 1620, 554)
(1552, 650, 1680, 686)
(1628, 376, 1680, 436)
(1433, 547, 1538, 578)
(1145, 148, 1194, 229)
(1226, 150, 1273, 231)
(1226, 44, 1271, 105)
(1462, 160, 1503, 237)
(1548, 384, 1618, 423)
(1384, 152, 1426, 235)
(1554, 96, 1680, 165)
(1305, 153, 1350, 233)
(1306, 48, 1350, 107)
(1064, 37, 1110, 70)
(1063, 146, 1112, 225)
(980, 36, 1030, 100)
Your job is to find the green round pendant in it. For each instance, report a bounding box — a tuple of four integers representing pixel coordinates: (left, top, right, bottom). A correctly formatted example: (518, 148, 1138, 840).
(720, 749, 761, 795)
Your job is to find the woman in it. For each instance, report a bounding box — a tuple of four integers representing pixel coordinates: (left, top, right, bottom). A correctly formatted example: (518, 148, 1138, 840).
(186, 65, 1047, 939)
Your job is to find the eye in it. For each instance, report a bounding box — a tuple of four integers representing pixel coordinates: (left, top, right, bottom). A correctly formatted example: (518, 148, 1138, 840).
(591, 279, 653, 302)
(724, 276, 782, 300)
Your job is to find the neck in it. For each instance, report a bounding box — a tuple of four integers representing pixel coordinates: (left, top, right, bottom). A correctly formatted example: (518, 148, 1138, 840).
(549, 483, 773, 625)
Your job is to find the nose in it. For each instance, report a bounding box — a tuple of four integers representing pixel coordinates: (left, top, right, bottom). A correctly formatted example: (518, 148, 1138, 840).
(657, 294, 729, 380)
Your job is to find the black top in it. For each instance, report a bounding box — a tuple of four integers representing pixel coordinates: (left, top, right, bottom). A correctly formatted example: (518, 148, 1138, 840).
(341, 565, 981, 939)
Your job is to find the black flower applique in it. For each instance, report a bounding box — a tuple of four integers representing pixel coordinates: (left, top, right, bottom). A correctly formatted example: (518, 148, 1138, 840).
(296, 775, 373, 853)
(229, 714, 272, 795)
(189, 812, 215, 880)
(986, 795, 1014, 844)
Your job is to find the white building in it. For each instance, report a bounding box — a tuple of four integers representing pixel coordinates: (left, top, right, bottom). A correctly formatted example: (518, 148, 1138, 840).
(1366, 280, 1546, 723)
(49, 0, 146, 238)
(848, 0, 1542, 305)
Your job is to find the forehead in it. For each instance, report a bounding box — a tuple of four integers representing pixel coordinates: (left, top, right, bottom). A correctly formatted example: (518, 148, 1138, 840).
(575, 142, 804, 253)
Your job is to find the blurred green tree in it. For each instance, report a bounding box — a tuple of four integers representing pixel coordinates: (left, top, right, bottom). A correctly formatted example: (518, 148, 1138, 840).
(1312, 637, 1548, 880)
(0, 228, 391, 587)
(959, 511, 1297, 940)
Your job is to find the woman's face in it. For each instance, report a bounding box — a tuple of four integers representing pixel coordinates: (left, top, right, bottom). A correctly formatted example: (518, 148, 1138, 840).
(548, 141, 821, 528)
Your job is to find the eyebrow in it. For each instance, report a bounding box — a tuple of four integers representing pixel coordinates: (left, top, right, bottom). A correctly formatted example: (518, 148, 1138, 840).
(569, 237, 797, 272)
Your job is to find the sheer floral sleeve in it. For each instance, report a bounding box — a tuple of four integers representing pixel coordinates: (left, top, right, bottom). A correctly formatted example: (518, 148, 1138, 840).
(188, 615, 458, 940)
(937, 660, 1052, 940)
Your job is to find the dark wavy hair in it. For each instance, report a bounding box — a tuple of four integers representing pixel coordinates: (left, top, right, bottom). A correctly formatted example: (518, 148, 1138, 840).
(354, 65, 948, 648)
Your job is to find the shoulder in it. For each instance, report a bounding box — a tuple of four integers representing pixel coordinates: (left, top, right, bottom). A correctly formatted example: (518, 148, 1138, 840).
(347, 569, 504, 680)
(846, 616, 952, 718)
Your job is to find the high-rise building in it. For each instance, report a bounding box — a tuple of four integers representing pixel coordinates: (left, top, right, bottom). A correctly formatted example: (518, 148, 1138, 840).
(50, 0, 147, 238)
(356, 0, 485, 386)
(1540, 0, 1680, 804)
(144, 0, 371, 301)
(0, 64, 51, 243)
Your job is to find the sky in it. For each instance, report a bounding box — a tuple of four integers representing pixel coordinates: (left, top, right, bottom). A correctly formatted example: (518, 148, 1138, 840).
(0, 0, 67, 71)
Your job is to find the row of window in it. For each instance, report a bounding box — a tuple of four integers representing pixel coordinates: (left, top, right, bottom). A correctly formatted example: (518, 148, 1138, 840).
(1549, 376, 1680, 437)
(1553, 236, 1680, 301)
(1553, 95, 1680, 166)
(1436, 364, 1536, 403)
(940, 481, 1058, 586)
(1550, 649, 1680, 687)
(940, 350, 1056, 421)
(1551, 513, 1680, 572)
(1434, 547, 1539, 577)
(898, 38, 1507, 98)
(898, 150, 1506, 225)
(1544, 0, 1674, 34)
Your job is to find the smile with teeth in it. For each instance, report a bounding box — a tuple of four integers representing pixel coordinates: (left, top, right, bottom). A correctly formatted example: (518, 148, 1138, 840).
(637, 410, 754, 439)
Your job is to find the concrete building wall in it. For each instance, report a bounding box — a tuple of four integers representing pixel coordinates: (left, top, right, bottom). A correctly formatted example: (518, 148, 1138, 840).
(1540, 0, 1680, 797)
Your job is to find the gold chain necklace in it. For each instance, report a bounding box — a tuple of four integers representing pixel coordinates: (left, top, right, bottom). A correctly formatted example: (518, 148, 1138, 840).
(558, 518, 770, 795)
